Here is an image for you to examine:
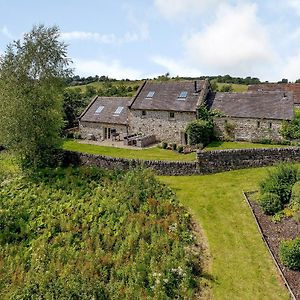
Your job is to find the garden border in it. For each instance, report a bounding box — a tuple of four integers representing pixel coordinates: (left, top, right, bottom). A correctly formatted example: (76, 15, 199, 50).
(243, 191, 296, 300)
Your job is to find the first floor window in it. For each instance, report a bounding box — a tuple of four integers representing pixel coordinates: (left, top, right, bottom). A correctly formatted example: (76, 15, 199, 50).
(169, 112, 175, 118)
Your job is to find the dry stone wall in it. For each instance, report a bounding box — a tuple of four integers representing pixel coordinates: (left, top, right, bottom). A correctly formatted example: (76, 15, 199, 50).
(64, 151, 198, 176)
(197, 147, 300, 173)
(64, 147, 300, 176)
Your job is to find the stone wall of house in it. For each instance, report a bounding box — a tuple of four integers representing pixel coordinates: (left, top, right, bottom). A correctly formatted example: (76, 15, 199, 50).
(129, 110, 196, 144)
(214, 117, 283, 142)
(79, 121, 127, 140)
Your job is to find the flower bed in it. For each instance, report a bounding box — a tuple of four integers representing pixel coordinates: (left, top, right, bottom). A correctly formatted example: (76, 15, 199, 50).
(246, 192, 300, 299)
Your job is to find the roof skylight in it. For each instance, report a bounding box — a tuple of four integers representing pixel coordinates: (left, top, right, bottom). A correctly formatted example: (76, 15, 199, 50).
(146, 91, 155, 99)
(113, 106, 124, 116)
(95, 105, 104, 114)
(178, 91, 188, 100)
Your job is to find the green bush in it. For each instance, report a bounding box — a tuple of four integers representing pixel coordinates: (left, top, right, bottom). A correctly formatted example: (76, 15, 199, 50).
(290, 181, 300, 211)
(259, 138, 272, 145)
(279, 236, 300, 270)
(259, 193, 283, 215)
(74, 132, 82, 139)
(281, 109, 300, 140)
(172, 143, 177, 151)
(259, 163, 299, 205)
(177, 146, 184, 153)
(162, 142, 168, 149)
(186, 120, 214, 146)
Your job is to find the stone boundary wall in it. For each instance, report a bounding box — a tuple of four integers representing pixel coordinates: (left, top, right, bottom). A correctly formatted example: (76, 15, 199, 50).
(64, 147, 300, 176)
(63, 151, 198, 176)
(197, 147, 300, 174)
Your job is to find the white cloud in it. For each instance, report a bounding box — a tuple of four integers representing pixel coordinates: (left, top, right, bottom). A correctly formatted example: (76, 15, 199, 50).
(184, 2, 276, 76)
(151, 55, 202, 77)
(287, 0, 300, 15)
(154, 0, 226, 19)
(61, 25, 148, 45)
(74, 58, 143, 80)
(61, 31, 116, 43)
(1, 26, 14, 40)
(281, 53, 300, 81)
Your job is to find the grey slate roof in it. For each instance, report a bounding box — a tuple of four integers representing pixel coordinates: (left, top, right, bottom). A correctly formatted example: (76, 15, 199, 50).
(130, 80, 206, 112)
(79, 96, 131, 125)
(249, 83, 300, 105)
(210, 91, 294, 120)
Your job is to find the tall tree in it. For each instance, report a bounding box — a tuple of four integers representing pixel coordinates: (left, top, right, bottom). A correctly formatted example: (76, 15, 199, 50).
(0, 25, 71, 169)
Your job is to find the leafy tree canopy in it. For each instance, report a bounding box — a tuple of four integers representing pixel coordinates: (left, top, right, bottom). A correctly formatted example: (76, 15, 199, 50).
(0, 24, 71, 169)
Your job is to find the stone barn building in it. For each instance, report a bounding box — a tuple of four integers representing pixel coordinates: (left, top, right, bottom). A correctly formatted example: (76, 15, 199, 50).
(128, 79, 210, 144)
(249, 83, 300, 107)
(210, 91, 294, 142)
(78, 80, 295, 146)
(79, 96, 131, 141)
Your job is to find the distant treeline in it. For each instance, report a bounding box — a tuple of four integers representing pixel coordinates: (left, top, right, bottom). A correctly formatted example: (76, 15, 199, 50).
(66, 74, 263, 86)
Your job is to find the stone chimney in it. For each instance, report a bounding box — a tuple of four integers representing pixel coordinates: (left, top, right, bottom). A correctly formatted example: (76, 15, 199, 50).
(194, 80, 198, 93)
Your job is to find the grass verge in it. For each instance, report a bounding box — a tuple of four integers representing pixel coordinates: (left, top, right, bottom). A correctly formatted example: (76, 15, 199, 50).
(160, 167, 291, 300)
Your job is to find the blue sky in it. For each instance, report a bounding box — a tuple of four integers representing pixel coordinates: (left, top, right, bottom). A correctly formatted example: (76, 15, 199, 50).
(1, 0, 300, 81)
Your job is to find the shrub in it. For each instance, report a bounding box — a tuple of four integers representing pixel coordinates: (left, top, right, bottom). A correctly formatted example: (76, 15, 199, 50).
(74, 132, 82, 139)
(259, 193, 283, 215)
(66, 132, 74, 139)
(259, 138, 272, 145)
(279, 236, 300, 270)
(162, 142, 168, 149)
(186, 120, 214, 146)
(259, 163, 299, 205)
(178, 146, 184, 153)
(281, 109, 300, 140)
(172, 143, 177, 151)
(290, 181, 300, 211)
(224, 122, 235, 137)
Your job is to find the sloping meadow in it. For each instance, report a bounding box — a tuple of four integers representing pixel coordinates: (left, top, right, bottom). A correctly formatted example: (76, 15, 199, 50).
(0, 166, 203, 299)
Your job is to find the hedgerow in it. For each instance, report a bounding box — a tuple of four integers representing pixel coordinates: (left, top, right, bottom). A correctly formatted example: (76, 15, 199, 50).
(0, 166, 203, 299)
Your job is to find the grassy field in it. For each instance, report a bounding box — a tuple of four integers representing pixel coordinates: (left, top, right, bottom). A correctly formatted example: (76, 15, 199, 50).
(216, 83, 248, 92)
(68, 80, 141, 92)
(63, 140, 196, 161)
(161, 167, 290, 300)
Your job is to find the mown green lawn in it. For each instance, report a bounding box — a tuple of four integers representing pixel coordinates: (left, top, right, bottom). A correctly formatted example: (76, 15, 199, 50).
(205, 140, 289, 151)
(160, 167, 290, 300)
(63, 140, 196, 161)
